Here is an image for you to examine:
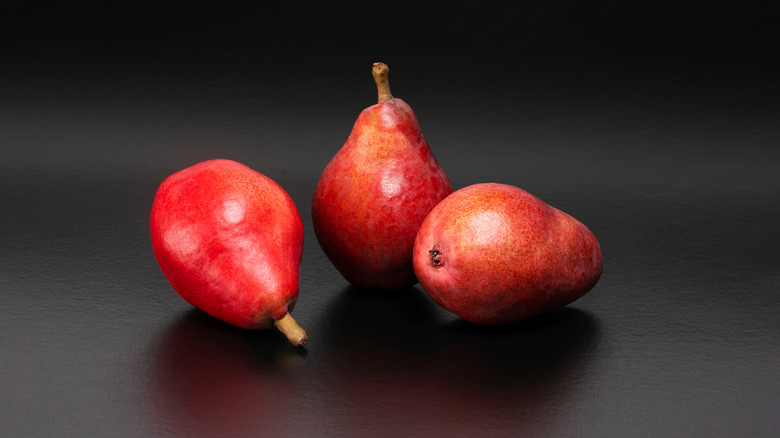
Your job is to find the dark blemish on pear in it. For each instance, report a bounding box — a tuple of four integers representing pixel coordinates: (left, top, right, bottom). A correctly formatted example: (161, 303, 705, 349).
(429, 247, 442, 267)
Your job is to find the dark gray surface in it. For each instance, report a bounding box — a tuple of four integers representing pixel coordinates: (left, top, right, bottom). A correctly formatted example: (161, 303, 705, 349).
(2, 4, 779, 437)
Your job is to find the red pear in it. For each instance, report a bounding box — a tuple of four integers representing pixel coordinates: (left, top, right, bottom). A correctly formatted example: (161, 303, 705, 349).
(413, 183, 602, 325)
(150, 159, 307, 346)
(312, 62, 453, 289)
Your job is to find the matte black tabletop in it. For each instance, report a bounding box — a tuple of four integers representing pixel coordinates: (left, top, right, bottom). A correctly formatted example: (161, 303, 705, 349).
(2, 4, 778, 437)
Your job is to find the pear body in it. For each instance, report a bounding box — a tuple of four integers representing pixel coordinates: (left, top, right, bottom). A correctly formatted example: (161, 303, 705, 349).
(313, 98, 452, 289)
(413, 183, 602, 324)
(150, 159, 304, 329)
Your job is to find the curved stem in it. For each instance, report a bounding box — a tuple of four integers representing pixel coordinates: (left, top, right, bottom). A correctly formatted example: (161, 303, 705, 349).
(274, 313, 307, 347)
(372, 62, 393, 103)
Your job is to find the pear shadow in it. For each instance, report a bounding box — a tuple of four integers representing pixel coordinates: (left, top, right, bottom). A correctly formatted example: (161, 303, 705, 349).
(318, 284, 449, 351)
(167, 308, 309, 363)
(317, 289, 602, 435)
(423, 307, 602, 434)
(140, 308, 307, 437)
(322, 284, 600, 365)
(437, 306, 601, 380)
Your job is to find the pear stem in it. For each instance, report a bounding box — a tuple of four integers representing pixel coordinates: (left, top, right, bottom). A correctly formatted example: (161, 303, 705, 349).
(274, 313, 307, 347)
(372, 62, 393, 103)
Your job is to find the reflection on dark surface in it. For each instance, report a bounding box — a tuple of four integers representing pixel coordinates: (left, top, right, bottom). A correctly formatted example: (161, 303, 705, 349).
(143, 309, 307, 437)
(318, 286, 601, 435)
(143, 288, 600, 436)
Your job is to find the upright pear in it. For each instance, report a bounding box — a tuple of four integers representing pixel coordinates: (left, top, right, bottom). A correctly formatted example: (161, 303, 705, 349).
(312, 62, 453, 290)
(413, 183, 602, 325)
(150, 159, 307, 346)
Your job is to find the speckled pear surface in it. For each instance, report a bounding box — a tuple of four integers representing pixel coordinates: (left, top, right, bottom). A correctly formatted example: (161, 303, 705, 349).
(150, 159, 307, 345)
(312, 63, 452, 289)
(413, 183, 602, 325)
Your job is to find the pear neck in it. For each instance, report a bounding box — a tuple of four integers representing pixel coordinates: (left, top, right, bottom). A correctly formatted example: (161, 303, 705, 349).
(372, 62, 393, 103)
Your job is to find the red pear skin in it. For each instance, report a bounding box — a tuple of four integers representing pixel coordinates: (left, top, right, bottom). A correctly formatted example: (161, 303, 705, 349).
(413, 183, 602, 325)
(312, 63, 453, 289)
(150, 159, 307, 346)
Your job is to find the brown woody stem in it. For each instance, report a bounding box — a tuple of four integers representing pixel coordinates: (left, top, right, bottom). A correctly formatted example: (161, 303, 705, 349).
(372, 62, 393, 103)
(274, 313, 307, 347)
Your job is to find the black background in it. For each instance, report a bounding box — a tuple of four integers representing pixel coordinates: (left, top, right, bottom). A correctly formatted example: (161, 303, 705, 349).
(2, 2, 779, 436)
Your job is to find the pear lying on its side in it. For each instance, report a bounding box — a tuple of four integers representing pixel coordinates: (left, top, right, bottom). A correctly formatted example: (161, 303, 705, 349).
(413, 183, 602, 325)
(150, 159, 307, 346)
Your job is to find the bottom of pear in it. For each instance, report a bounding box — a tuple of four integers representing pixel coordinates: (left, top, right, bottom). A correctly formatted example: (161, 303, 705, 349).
(429, 247, 443, 268)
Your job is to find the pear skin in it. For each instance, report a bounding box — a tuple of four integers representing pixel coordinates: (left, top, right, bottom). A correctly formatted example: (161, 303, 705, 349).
(413, 183, 602, 325)
(151, 159, 307, 346)
(313, 63, 452, 289)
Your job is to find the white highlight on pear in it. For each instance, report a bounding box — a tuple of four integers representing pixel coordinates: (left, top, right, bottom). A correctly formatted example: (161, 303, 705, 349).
(222, 199, 246, 225)
(468, 210, 508, 246)
(380, 171, 404, 197)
